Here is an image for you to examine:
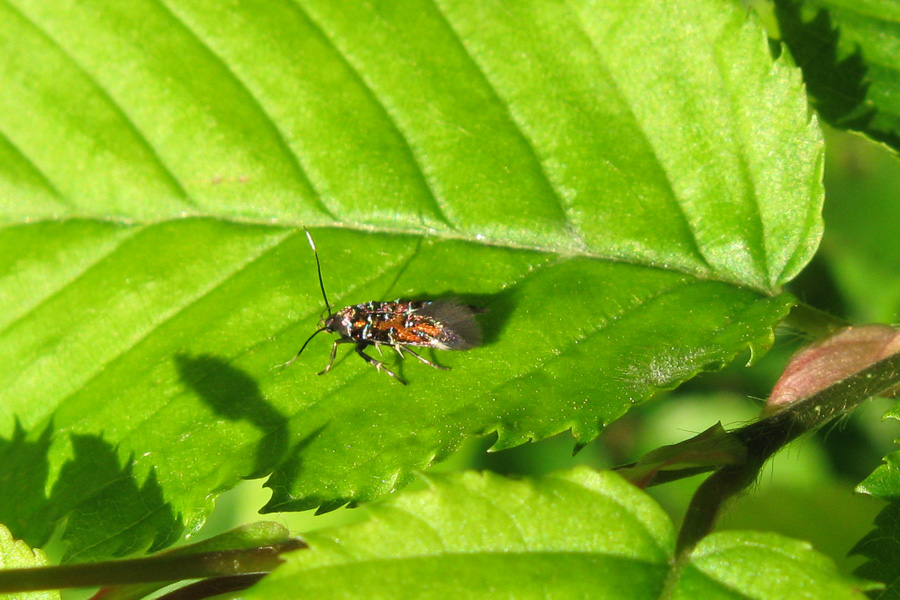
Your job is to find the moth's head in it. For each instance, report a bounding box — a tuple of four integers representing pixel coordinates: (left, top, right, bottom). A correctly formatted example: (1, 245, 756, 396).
(323, 307, 354, 337)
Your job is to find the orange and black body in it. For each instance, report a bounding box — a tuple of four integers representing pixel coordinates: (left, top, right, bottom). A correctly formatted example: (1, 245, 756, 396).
(281, 231, 483, 385)
(326, 300, 481, 351)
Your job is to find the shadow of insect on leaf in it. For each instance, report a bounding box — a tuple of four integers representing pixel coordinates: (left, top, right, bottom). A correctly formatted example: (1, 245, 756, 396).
(175, 354, 289, 479)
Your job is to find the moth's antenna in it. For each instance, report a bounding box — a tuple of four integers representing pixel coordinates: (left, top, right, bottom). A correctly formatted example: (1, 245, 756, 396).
(305, 228, 331, 315)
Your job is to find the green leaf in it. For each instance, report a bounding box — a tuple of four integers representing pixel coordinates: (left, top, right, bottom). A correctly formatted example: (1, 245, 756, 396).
(853, 402, 900, 595)
(773, 0, 900, 150)
(0, 524, 59, 600)
(857, 403, 900, 500)
(241, 468, 872, 599)
(853, 501, 900, 600)
(686, 530, 876, 600)
(0, 0, 822, 560)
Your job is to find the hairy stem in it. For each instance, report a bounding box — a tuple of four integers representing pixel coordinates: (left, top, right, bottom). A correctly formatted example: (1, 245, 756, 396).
(676, 349, 900, 555)
(0, 540, 305, 593)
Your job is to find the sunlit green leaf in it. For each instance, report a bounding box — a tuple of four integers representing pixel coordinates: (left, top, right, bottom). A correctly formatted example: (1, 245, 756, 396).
(0, 0, 822, 560)
(0, 524, 59, 600)
(242, 468, 872, 599)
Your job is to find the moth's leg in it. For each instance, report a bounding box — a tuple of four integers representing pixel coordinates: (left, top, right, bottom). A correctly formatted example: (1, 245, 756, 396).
(355, 344, 407, 385)
(275, 327, 328, 370)
(404, 347, 450, 370)
(318, 338, 353, 375)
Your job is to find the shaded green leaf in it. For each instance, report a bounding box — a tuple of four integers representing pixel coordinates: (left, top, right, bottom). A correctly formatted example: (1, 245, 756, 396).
(773, 0, 900, 150)
(854, 402, 900, 596)
(242, 468, 872, 599)
(0, 0, 822, 560)
(857, 402, 900, 500)
(853, 500, 900, 600)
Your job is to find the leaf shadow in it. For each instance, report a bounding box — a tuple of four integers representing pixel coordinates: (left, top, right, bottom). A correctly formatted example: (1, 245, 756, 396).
(0, 354, 293, 562)
(259, 423, 332, 514)
(0, 416, 188, 562)
(49, 434, 184, 563)
(174, 353, 289, 480)
(0, 419, 54, 547)
(774, 0, 877, 132)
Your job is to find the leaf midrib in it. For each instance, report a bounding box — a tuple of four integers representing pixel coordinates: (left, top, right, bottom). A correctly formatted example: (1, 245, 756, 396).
(0, 216, 772, 292)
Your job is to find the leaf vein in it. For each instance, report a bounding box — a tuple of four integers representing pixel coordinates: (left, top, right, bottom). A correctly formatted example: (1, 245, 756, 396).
(6, 1, 193, 206)
(561, 0, 715, 275)
(429, 0, 582, 242)
(50, 227, 294, 437)
(0, 129, 69, 205)
(153, 0, 338, 222)
(291, 1, 455, 229)
(0, 225, 147, 340)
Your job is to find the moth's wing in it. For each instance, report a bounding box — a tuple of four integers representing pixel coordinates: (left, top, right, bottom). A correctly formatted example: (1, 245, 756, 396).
(419, 300, 483, 350)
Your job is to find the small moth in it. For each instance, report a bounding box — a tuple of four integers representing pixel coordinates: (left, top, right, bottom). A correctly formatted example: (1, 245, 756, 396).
(281, 230, 483, 385)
